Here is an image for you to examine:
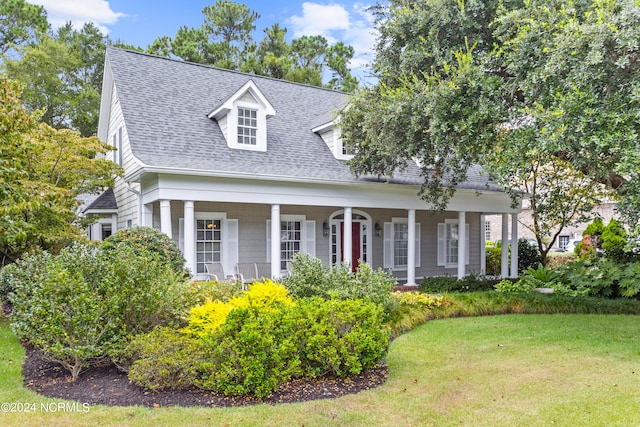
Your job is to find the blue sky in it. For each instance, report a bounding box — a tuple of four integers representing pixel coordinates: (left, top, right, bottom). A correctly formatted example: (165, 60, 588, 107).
(28, 0, 380, 81)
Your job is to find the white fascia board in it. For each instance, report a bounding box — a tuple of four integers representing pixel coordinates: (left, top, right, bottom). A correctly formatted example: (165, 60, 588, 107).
(84, 208, 118, 215)
(97, 55, 114, 141)
(139, 172, 519, 214)
(208, 80, 276, 119)
(311, 121, 335, 134)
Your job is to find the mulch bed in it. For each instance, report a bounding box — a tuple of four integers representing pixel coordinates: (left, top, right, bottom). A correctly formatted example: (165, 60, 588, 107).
(22, 345, 388, 408)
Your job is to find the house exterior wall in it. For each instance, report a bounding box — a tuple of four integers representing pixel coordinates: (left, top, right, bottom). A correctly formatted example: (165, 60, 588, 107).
(151, 201, 484, 281)
(107, 84, 140, 230)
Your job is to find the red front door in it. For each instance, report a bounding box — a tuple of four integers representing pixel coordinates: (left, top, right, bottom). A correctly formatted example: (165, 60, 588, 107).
(340, 222, 361, 272)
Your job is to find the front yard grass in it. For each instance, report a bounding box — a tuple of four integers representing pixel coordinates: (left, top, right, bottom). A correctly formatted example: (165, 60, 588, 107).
(2, 310, 640, 426)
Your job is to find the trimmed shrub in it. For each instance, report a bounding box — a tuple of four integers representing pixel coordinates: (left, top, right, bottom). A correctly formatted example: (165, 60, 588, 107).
(293, 298, 389, 379)
(184, 280, 295, 338)
(420, 273, 499, 293)
(102, 226, 188, 277)
(485, 247, 502, 275)
(7, 243, 192, 380)
(185, 279, 244, 306)
(194, 297, 389, 398)
(283, 252, 396, 312)
(197, 306, 302, 398)
(127, 327, 204, 390)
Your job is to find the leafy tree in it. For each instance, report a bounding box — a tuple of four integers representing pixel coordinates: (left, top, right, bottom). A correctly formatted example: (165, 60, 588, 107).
(0, 0, 48, 56)
(342, 0, 640, 224)
(0, 77, 121, 264)
(493, 146, 611, 263)
(3, 22, 108, 136)
(202, 0, 258, 69)
(147, 1, 359, 91)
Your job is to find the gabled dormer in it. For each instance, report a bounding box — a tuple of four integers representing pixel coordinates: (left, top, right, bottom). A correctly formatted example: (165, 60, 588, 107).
(312, 118, 353, 161)
(208, 80, 276, 152)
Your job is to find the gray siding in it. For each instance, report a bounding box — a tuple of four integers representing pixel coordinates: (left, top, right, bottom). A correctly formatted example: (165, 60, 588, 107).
(152, 202, 483, 280)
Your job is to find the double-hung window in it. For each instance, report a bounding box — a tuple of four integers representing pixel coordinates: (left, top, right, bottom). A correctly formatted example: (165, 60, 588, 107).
(383, 218, 420, 270)
(280, 220, 301, 270)
(196, 218, 222, 274)
(437, 220, 469, 268)
(237, 107, 257, 145)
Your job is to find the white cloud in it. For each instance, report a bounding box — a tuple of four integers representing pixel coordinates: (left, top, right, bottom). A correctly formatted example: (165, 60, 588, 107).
(289, 3, 350, 41)
(288, 2, 378, 82)
(28, 0, 125, 35)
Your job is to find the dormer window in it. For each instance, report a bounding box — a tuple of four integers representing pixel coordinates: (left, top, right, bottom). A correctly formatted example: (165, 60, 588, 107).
(208, 80, 276, 152)
(237, 107, 257, 145)
(313, 121, 353, 160)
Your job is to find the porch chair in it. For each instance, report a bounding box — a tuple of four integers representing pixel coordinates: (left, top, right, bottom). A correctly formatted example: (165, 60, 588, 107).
(235, 262, 258, 290)
(204, 262, 226, 282)
(254, 262, 272, 281)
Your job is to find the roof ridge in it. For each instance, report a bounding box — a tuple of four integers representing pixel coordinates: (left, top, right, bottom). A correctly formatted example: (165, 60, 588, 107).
(106, 46, 350, 95)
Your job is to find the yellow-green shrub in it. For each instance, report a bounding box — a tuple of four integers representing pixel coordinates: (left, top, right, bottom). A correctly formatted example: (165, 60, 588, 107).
(386, 291, 444, 336)
(184, 280, 294, 338)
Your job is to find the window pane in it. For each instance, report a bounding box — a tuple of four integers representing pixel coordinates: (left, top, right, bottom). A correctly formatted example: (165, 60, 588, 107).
(394, 223, 408, 267)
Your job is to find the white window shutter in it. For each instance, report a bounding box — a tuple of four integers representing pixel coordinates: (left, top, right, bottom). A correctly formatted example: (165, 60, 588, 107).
(437, 223, 446, 266)
(465, 223, 470, 265)
(303, 220, 316, 257)
(415, 223, 421, 267)
(225, 219, 239, 276)
(383, 222, 393, 269)
(266, 220, 271, 262)
(178, 218, 184, 253)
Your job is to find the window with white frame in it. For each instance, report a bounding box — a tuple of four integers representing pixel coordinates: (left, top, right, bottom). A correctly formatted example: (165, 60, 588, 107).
(394, 223, 409, 268)
(280, 219, 301, 270)
(196, 218, 222, 274)
(437, 220, 469, 268)
(112, 127, 123, 166)
(485, 220, 491, 241)
(267, 216, 315, 272)
(237, 107, 257, 145)
(559, 235, 569, 249)
(383, 218, 420, 270)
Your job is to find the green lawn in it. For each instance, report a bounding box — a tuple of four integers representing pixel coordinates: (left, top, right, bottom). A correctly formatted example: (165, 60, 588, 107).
(2, 313, 640, 426)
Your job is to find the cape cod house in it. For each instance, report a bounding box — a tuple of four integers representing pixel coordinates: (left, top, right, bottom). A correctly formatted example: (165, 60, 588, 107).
(91, 47, 522, 284)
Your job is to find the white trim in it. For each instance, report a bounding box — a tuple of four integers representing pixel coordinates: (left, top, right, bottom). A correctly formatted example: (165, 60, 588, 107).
(437, 219, 469, 269)
(384, 217, 421, 271)
(208, 80, 276, 153)
(329, 209, 372, 268)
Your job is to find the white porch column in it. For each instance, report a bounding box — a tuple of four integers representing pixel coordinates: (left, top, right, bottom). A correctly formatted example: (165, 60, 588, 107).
(480, 214, 486, 275)
(510, 213, 519, 278)
(142, 203, 153, 228)
(457, 211, 466, 279)
(183, 201, 195, 276)
(501, 213, 509, 278)
(270, 204, 280, 279)
(343, 207, 353, 268)
(407, 209, 417, 286)
(160, 200, 172, 238)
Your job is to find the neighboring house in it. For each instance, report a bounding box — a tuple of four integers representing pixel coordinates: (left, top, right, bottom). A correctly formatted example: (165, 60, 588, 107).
(486, 201, 619, 251)
(92, 47, 522, 284)
(81, 188, 118, 241)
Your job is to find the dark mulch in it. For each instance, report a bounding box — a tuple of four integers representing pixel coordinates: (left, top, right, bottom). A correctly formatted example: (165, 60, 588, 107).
(22, 345, 388, 408)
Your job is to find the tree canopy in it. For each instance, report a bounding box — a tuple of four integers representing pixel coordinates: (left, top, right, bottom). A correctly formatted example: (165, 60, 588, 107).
(146, 0, 359, 92)
(342, 0, 640, 226)
(0, 76, 122, 264)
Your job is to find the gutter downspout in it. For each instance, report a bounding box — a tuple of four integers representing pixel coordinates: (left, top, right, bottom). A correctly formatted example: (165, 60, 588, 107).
(125, 182, 143, 227)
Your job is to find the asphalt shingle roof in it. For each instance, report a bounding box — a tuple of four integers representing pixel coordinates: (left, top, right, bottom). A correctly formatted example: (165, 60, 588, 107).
(106, 47, 502, 192)
(83, 188, 117, 212)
